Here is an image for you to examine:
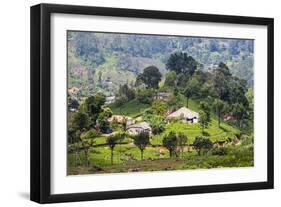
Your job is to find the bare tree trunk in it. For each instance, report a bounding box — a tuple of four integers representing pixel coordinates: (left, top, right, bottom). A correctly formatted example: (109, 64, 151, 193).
(110, 148, 114, 165)
(169, 150, 172, 158)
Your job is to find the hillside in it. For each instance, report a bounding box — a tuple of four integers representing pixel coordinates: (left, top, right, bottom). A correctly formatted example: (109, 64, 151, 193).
(67, 31, 254, 97)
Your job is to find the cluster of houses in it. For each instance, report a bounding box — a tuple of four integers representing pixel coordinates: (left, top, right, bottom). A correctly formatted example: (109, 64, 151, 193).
(107, 106, 199, 136)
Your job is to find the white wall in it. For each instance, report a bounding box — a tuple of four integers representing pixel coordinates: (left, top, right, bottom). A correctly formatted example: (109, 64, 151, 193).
(0, 0, 279, 206)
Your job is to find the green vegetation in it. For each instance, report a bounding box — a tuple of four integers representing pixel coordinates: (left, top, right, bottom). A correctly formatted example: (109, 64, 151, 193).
(67, 32, 254, 175)
(68, 31, 254, 98)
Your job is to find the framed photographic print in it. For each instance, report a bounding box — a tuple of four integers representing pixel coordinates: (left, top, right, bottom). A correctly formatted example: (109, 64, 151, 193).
(30, 3, 274, 203)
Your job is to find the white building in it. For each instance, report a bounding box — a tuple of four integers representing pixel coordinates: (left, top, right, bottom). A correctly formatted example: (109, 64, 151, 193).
(126, 122, 152, 135)
(166, 107, 199, 123)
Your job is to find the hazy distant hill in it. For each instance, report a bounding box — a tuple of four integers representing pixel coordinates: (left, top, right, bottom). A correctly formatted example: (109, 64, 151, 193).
(67, 31, 254, 97)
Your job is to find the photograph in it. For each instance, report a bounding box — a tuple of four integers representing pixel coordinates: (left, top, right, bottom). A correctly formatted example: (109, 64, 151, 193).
(66, 31, 255, 175)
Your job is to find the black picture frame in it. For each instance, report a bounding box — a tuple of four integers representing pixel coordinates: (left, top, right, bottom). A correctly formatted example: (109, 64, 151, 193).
(30, 3, 274, 204)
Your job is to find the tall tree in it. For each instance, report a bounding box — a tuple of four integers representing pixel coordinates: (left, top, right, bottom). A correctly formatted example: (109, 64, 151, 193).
(166, 52, 197, 76)
(118, 84, 135, 100)
(133, 131, 150, 160)
(106, 134, 119, 165)
(68, 111, 89, 166)
(79, 92, 106, 125)
(136, 66, 162, 88)
(80, 129, 98, 166)
(163, 132, 178, 157)
(231, 103, 247, 128)
(177, 132, 188, 158)
(151, 99, 168, 116)
(183, 85, 192, 108)
(212, 99, 225, 127)
(164, 71, 178, 88)
(198, 110, 210, 133)
(213, 62, 232, 101)
(96, 107, 112, 133)
(199, 101, 211, 122)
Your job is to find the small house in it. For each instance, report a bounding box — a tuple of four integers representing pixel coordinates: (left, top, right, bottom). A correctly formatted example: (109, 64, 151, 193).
(154, 92, 172, 102)
(105, 96, 115, 105)
(107, 115, 135, 126)
(126, 122, 152, 135)
(166, 107, 199, 123)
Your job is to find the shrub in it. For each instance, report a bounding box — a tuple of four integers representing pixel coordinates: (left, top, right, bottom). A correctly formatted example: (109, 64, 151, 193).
(193, 136, 213, 155)
(211, 147, 227, 156)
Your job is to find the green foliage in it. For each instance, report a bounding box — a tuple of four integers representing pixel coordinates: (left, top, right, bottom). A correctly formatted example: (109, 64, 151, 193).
(136, 88, 154, 104)
(151, 99, 168, 116)
(164, 71, 178, 88)
(133, 131, 150, 160)
(81, 129, 100, 139)
(68, 111, 89, 136)
(115, 84, 135, 106)
(199, 101, 211, 122)
(198, 110, 210, 132)
(106, 133, 120, 164)
(212, 98, 225, 127)
(145, 115, 166, 135)
(211, 147, 227, 156)
(67, 32, 254, 175)
(111, 99, 151, 117)
(166, 51, 197, 75)
(193, 136, 213, 155)
(177, 132, 188, 158)
(72, 32, 105, 66)
(79, 93, 106, 125)
(163, 132, 178, 157)
(137, 66, 162, 88)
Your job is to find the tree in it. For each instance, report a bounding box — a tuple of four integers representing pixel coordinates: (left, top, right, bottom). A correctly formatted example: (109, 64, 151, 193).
(177, 132, 188, 158)
(199, 81, 218, 99)
(136, 66, 162, 88)
(245, 88, 254, 121)
(212, 99, 225, 127)
(118, 84, 135, 101)
(231, 103, 247, 128)
(193, 136, 213, 155)
(183, 85, 192, 107)
(68, 111, 90, 166)
(79, 92, 106, 125)
(199, 101, 211, 123)
(80, 129, 99, 166)
(213, 62, 231, 101)
(166, 52, 197, 76)
(151, 99, 168, 116)
(133, 131, 150, 160)
(186, 76, 201, 98)
(198, 110, 210, 133)
(163, 132, 178, 157)
(96, 107, 112, 133)
(164, 71, 178, 88)
(136, 88, 153, 104)
(145, 115, 166, 135)
(68, 111, 90, 134)
(106, 134, 119, 165)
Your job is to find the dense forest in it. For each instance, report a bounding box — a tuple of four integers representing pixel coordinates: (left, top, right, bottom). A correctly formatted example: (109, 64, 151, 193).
(67, 31, 254, 98)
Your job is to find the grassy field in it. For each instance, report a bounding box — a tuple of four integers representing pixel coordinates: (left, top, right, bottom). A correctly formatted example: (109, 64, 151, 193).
(110, 99, 151, 117)
(67, 139, 253, 175)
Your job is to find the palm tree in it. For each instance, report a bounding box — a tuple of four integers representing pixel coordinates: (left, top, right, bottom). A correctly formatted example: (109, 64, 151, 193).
(106, 134, 119, 165)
